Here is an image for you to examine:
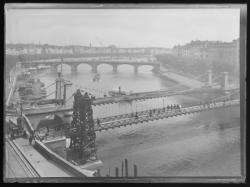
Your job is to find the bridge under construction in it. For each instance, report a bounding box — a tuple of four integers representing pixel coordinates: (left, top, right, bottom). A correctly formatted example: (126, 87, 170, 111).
(5, 59, 240, 179)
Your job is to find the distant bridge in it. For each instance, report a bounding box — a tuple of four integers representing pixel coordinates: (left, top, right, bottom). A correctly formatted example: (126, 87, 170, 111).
(21, 57, 160, 74)
(22, 87, 232, 117)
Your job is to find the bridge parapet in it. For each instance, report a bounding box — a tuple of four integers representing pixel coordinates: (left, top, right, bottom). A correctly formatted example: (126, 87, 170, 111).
(22, 57, 160, 74)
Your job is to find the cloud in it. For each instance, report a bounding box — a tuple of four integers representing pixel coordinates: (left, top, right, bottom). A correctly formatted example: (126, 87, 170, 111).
(5, 8, 240, 47)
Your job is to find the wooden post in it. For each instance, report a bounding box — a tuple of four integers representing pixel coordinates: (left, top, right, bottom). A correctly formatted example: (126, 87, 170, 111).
(122, 160, 124, 177)
(133, 165, 138, 177)
(115, 167, 119, 177)
(97, 169, 101, 177)
(125, 158, 128, 177)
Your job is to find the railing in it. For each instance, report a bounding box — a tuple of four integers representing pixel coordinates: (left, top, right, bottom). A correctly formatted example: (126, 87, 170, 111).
(6, 138, 40, 177)
(25, 57, 158, 64)
(94, 99, 240, 132)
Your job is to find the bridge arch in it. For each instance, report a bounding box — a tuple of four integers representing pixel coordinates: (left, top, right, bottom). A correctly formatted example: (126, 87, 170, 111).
(35, 113, 67, 131)
(96, 63, 114, 73)
(77, 63, 93, 72)
(137, 64, 154, 72)
(117, 63, 135, 73)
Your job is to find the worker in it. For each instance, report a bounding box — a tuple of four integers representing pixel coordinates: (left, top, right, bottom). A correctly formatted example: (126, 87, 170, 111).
(29, 134, 33, 145)
(97, 118, 100, 126)
(10, 129, 14, 140)
(135, 112, 138, 119)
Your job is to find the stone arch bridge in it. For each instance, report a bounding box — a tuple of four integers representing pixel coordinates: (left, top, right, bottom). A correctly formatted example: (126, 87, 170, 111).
(21, 58, 161, 74)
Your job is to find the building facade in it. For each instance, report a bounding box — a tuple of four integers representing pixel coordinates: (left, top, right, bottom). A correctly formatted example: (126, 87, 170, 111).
(172, 39, 239, 62)
(6, 44, 171, 56)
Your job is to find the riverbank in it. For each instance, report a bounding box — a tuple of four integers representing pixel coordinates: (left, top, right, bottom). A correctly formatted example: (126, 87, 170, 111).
(157, 65, 204, 89)
(6, 66, 20, 107)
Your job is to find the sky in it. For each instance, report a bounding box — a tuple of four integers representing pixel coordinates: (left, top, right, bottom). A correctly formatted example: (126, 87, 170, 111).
(5, 8, 240, 48)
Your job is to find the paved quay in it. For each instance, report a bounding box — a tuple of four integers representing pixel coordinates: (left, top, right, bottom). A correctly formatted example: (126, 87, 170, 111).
(5, 140, 35, 178)
(159, 66, 204, 89)
(14, 138, 73, 177)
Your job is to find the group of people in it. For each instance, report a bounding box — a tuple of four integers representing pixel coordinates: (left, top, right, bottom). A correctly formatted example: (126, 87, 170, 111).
(95, 104, 182, 124)
(148, 104, 181, 117)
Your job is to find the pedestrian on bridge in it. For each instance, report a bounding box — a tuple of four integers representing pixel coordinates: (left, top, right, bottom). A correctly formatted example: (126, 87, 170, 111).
(29, 134, 33, 145)
(177, 105, 180, 111)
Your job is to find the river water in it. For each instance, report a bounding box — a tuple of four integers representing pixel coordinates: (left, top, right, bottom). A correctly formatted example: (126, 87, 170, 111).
(39, 64, 241, 177)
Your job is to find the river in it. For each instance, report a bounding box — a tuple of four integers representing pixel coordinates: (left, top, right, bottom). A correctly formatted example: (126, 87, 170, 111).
(39, 64, 241, 177)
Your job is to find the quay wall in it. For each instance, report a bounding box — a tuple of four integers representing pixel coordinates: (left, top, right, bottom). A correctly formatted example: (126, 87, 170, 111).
(34, 140, 96, 177)
(22, 113, 96, 177)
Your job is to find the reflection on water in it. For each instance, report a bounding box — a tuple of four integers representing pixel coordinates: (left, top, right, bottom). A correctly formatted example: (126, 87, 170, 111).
(41, 64, 176, 97)
(40, 65, 241, 177)
(40, 64, 179, 118)
(96, 107, 240, 177)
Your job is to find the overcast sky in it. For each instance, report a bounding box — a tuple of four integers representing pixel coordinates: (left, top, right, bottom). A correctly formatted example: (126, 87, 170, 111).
(5, 8, 240, 48)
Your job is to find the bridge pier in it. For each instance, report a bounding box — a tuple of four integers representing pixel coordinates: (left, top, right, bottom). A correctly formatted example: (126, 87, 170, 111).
(222, 72, 229, 91)
(113, 64, 118, 73)
(207, 70, 212, 87)
(134, 65, 138, 74)
(67, 90, 97, 165)
(152, 64, 160, 72)
(55, 72, 66, 104)
(70, 64, 78, 73)
(51, 65, 58, 72)
(92, 64, 98, 73)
